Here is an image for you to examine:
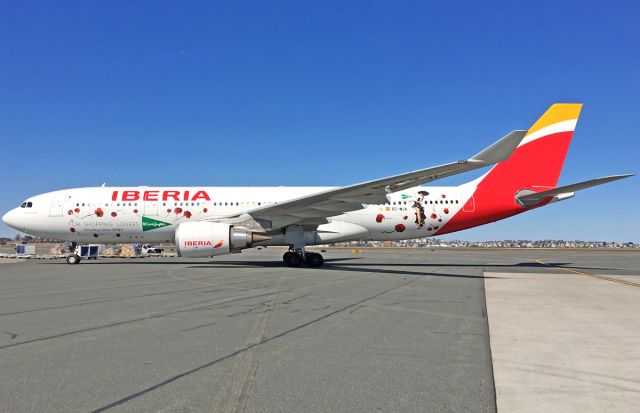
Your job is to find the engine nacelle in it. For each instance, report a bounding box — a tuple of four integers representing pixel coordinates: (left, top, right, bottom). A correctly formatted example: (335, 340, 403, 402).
(175, 222, 263, 258)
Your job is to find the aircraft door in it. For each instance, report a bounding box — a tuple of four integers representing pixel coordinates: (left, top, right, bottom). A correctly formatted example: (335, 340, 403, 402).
(144, 200, 159, 216)
(49, 194, 65, 217)
(462, 196, 475, 213)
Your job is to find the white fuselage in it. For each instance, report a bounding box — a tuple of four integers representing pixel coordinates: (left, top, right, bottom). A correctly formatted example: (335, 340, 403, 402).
(3, 186, 474, 245)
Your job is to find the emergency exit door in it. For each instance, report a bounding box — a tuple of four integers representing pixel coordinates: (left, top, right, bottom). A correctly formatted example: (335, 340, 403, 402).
(462, 196, 475, 213)
(144, 201, 158, 216)
(49, 194, 65, 217)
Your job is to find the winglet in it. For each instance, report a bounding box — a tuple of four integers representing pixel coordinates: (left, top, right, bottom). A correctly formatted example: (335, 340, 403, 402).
(469, 130, 527, 164)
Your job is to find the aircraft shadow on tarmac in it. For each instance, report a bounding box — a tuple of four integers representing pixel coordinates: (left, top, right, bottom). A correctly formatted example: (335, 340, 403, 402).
(49, 257, 617, 274)
(186, 259, 616, 272)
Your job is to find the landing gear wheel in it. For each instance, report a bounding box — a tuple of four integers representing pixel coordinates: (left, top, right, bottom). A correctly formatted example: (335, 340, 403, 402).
(283, 251, 302, 267)
(66, 254, 81, 265)
(305, 253, 324, 267)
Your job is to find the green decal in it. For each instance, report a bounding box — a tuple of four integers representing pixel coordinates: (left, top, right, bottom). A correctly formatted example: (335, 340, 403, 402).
(142, 216, 171, 232)
(401, 194, 411, 199)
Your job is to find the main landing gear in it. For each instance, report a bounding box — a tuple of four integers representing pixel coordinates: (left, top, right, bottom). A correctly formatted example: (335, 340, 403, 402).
(283, 250, 324, 267)
(282, 225, 324, 267)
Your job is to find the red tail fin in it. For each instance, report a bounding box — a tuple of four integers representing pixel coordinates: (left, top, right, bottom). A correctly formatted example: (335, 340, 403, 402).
(478, 103, 582, 191)
(437, 103, 583, 234)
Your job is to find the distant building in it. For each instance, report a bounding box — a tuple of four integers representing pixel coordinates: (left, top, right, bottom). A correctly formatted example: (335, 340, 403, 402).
(331, 239, 639, 249)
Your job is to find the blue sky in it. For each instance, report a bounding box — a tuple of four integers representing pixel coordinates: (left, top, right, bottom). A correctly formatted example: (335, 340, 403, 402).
(0, 1, 638, 241)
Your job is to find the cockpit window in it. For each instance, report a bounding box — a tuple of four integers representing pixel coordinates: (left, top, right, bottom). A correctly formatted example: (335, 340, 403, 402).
(27, 202, 33, 208)
(20, 202, 27, 208)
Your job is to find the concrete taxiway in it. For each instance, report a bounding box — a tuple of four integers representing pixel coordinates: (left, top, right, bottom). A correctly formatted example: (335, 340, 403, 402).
(0, 249, 638, 412)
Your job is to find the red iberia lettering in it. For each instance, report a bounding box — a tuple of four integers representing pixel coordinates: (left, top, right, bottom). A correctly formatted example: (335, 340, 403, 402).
(192, 191, 211, 201)
(112, 190, 212, 202)
(122, 191, 140, 201)
(162, 191, 180, 201)
(184, 240, 212, 246)
(143, 191, 159, 201)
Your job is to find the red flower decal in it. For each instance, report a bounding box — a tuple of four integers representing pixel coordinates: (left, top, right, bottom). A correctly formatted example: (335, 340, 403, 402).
(444, 208, 449, 214)
(403, 216, 408, 220)
(395, 223, 406, 232)
(133, 209, 138, 214)
(184, 211, 192, 218)
(167, 209, 172, 213)
(70, 227, 76, 233)
(67, 210, 73, 215)
(375, 214, 384, 223)
(111, 212, 117, 217)
(438, 219, 442, 222)
(213, 240, 224, 248)
(95, 208, 104, 217)
(441, 194, 446, 198)
(203, 208, 208, 213)
(74, 208, 80, 213)
(430, 213, 437, 219)
(174, 207, 182, 215)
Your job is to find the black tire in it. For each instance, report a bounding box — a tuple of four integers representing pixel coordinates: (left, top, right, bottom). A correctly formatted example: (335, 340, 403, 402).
(66, 255, 81, 265)
(283, 251, 302, 267)
(305, 253, 324, 267)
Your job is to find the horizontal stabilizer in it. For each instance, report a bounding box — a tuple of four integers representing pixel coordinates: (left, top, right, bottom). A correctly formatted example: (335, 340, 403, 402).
(516, 174, 633, 206)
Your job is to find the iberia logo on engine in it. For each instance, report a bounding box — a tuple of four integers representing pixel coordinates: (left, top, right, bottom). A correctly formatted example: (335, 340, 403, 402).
(184, 240, 224, 248)
(184, 240, 212, 246)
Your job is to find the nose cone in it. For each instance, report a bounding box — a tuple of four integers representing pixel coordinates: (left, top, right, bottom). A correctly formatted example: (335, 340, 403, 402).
(2, 209, 19, 230)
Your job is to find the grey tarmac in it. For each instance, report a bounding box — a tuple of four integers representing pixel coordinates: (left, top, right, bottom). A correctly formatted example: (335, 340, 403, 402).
(0, 248, 638, 412)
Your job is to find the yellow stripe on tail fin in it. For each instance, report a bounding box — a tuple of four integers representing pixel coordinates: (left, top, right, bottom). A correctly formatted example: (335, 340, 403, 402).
(526, 103, 583, 136)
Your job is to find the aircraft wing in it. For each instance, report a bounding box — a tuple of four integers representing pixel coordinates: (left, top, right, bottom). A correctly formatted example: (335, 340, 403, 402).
(516, 174, 634, 207)
(219, 130, 526, 230)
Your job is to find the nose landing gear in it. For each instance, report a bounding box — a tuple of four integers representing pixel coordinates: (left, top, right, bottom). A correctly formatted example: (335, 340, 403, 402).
(66, 242, 81, 265)
(66, 254, 81, 265)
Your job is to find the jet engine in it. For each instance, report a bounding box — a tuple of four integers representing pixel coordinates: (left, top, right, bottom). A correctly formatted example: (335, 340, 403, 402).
(174, 222, 269, 258)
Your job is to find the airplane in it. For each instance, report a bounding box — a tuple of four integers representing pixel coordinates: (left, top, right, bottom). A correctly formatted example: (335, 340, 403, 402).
(2, 103, 633, 266)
